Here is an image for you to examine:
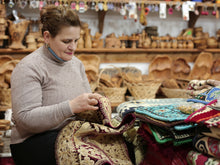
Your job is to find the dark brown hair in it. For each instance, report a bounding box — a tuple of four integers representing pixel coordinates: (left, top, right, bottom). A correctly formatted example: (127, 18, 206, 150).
(40, 5, 81, 38)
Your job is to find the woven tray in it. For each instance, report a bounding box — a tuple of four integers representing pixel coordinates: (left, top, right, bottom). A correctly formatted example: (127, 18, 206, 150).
(161, 87, 189, 98)
(125, 80, 161, 100)
(97, 66, 127, 104)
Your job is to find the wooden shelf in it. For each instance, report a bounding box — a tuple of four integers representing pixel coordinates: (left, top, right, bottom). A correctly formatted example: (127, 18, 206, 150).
(0, 48, 220, 63)
(1, 48, 220, 54)
(75, 48, 220, 53)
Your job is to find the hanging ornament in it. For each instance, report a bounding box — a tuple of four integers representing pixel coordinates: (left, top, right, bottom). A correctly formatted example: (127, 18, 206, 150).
(175, 2, 181, 11)
(139, 2, 147, 25)
(137, 3, 141, 11)
(29, 0, 39, 8)
(55, 1, 59, 6)
(159, 2, 166, 19)
(168, 4, 173, 15)
(154, 4, 159, 12)
(19, 0, 27, 9)
(79, 1, 85, 13)
(90, 0, 96, 10)
(71, 2, 76, 10)
(95, 0, 99, 11)
(103, 0, 108, 11)
(98, 2, 103, 11)
(212, 5, 217, 16)
(8, 0, 15, 8)
(151, 5, 155, 12)
(75, 1, 80, 11)
(120, 3, 126, 16)
(145, 7, 150, 15)
(107, 2, 114, 10)
(201, 6, 208, 15)
(194, 6, 199, 15)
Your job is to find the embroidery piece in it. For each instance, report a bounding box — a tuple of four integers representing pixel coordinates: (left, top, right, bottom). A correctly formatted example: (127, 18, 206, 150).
(116, 98, 188, 118)
(193, 134, 220, 158)
(187, 150, 220, 165)
(187, 86, 220, 104)
(55, 96, 136, 165)
(135, 104, 190, 122)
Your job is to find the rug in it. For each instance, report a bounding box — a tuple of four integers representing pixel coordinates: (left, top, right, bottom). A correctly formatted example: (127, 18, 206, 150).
(55, 96, 136, 165)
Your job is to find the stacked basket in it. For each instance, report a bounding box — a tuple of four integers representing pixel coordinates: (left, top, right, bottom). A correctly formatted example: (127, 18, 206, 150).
(97, 66, 127, 105)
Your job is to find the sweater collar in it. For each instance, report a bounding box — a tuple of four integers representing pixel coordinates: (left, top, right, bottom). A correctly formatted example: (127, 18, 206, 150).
(43, 45, 67, 64)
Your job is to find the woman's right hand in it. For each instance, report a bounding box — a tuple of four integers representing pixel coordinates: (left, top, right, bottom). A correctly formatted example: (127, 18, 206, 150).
(69, 93, 102, 114)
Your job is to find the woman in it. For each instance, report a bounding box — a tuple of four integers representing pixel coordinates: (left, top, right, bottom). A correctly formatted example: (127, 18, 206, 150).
(10, 5, 101, 165)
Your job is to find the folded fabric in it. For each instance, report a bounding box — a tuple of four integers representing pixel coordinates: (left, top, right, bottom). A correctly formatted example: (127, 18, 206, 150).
(193, 134, 220, 158)
(138, 123, 190, 165)
(116, 98, 188, 118)
(187, 150, 220, 165)
(187, 86, 220, 104)
(55, 96, 136, 165)
(197, 125, 220, 140)
(185, 99, 220, 127)
(134, 112, 184, 128)
(177, 102, 205, 114)
(135, 112, 195, 131)
(141, 123, 195, 146)
(135, 104, 189, 122)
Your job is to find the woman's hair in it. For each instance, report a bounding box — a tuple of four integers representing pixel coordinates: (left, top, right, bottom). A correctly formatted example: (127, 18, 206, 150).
(40, 5, 81, 38)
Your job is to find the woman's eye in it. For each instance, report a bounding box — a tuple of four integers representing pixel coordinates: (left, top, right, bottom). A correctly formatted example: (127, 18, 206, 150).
(63, 40, 71, 44)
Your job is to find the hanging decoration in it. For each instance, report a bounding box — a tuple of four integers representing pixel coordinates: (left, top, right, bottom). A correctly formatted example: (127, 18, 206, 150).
(159, 2, 166, 19)
(139, 2, 147, 26)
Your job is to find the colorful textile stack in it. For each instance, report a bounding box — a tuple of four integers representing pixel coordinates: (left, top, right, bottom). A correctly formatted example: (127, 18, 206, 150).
(185, 81, 220, 164)
(116, 98, 195, 164)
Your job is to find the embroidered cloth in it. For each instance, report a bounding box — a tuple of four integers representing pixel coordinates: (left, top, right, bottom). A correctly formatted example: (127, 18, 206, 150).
(193, 134, 220, 158)
(187, 150, 220, 165)
(137, 123, 190, 165)
(116, 98, 188, 118)
(55, 96, 136, 165)
(187, 86, 220, 104)
(185, 99, 220, 127)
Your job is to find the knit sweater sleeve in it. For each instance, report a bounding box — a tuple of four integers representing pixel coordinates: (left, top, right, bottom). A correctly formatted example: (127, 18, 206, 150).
(11, 62, 73, 134)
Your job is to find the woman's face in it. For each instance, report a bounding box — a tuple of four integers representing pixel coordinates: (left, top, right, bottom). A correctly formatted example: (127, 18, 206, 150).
(44, 26, 81, 61)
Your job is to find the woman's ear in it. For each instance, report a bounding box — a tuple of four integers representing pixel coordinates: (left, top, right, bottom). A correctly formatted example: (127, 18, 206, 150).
(43, 31, 50, 44)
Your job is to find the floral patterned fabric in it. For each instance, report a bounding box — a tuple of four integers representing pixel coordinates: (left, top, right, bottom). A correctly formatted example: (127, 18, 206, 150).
(187, 150, 220, 165)
(55, 96, 136, 165)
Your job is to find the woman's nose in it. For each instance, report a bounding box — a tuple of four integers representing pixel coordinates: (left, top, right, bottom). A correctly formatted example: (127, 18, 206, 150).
(68, 42, 76, 50)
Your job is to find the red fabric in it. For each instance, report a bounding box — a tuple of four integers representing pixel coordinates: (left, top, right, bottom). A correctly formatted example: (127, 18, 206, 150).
(138, 123, 191, 165)
(0, 157, 15, 165)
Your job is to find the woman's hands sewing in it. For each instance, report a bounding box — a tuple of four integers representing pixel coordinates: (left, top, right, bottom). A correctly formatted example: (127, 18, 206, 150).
(69, 93, 103, 114)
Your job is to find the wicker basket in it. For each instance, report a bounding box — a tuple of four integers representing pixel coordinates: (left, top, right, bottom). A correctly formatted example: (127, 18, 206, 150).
(125, 80, 161, 100)
(97, 66, 127, 105)
(0, 87, 11, 107)
(161, 87, 189, 98)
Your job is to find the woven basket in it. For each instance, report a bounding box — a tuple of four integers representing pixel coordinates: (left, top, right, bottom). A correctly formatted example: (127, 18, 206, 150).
(125, 80, 161, 100)
(161, 87, 189, 98)
(97, 66, 127, 105)
(0, 87, 11, 107)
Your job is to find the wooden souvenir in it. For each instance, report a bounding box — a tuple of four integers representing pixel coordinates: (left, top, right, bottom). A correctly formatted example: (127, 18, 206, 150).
(172, 57, 191, 79)
(8, 19, 30, 49)
(188, 52, 213, 80)
(148, 55, 173, 80)
(105, 33, 121, 49)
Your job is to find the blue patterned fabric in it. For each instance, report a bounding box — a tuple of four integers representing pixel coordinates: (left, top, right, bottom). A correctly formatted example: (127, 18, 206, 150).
(135, 105, 190, 122)
(187, 86, 220, 104)
(117, 98, 188, 118)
